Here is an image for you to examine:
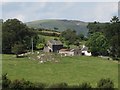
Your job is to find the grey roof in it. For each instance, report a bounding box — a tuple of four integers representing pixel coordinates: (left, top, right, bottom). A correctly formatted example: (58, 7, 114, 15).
(81, 47, 88, 51)
(49, 40, 63, 45)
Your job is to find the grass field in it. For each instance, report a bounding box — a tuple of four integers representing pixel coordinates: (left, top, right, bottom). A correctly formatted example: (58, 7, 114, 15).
(2, 54, 118, 88)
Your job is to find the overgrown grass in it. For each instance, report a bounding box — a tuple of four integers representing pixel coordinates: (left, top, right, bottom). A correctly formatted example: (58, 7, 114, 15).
(2, 54, 118, 88)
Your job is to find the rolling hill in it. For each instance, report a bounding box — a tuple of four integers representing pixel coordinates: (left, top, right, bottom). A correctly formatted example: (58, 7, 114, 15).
(26, 19, 89, 36)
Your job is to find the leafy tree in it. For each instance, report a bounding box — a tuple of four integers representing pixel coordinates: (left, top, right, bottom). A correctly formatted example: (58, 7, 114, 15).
(110, 16, 119, 23)
(78, 33, 84, 40)
(86, 32, 109, 56)
(12, 42, 25, 57)
(2, 19, 36, 54)
(87, 16, 120, 59)
(60, 29, 78, 47)
(35, 35, 45, 50)
(74, 40, 81, 48)
(105, 16, 120, 59)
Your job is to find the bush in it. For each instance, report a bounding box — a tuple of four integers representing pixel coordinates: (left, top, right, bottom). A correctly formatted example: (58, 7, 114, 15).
(32, 82, 46, 89)
(97, 78, 114, 89)
(79, 82, 92, 89)
(2, 74, 115, 90)
(66, 82, 92, 89)
(2, 73, 11, 89)
(9, 79, 23, 89)
(49, 82, 68, 89)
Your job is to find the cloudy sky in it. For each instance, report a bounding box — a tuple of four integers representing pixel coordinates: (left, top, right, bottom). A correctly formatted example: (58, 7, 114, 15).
(2, 1, 119, 22)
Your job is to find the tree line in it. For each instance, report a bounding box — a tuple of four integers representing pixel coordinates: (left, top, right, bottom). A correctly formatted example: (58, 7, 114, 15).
(86, 16, 120, 60)
(2, 16, 120, 60)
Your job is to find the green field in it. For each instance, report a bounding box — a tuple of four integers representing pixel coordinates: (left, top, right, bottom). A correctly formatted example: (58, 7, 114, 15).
(2, 54, 118, 88)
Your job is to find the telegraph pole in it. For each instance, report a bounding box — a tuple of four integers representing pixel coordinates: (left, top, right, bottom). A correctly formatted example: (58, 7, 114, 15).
(31, 37, 33, 54)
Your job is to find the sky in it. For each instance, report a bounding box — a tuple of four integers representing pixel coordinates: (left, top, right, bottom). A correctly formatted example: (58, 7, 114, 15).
(1, 1, 119, 22)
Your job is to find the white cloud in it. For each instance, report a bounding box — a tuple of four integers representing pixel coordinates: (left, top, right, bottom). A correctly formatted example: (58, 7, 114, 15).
(93, 2, 118, 22)
(2, 2, 118, 22)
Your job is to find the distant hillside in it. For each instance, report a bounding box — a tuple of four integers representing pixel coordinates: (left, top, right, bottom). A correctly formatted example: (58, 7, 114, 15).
(26, 19, 89, 36)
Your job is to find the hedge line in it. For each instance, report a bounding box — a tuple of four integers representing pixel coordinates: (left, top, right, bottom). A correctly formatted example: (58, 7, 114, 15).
(2, 73, 117, 90)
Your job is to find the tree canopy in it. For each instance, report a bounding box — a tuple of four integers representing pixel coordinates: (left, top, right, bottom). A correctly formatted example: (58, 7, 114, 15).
(86, 32, 109, 56)
(2, 19, 37, 54)
(87, 16, 120, 59)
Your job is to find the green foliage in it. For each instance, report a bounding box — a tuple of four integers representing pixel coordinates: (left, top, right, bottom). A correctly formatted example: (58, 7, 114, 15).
(74, 39, 81, 47)
(86, 32, 109, 56)
(12, 42, 25, 57)
(26, 19, 89, 36)
(110, 16, 119, 23)
(97, 78, 114, 88)
(49, 82, 68, 89)
(2, 74, 115, 89)
(2, 73, 11, 89)
(105, 17, 120, 59)
(60, 29, 79, 48)
(36, 43, 44, 50)
(2, 19, 36, 54)
(79, 82, 92, 88)
(87, 16, 120, 59)
(78, 33, 85, 40)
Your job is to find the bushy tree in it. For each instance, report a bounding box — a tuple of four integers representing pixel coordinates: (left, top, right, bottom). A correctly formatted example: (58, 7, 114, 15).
(60, 29, 78, 48)
(78, 33, 85, 40)
(2, 19, 36, 54)
(2, 73, 11, 89)
(87, 16, 120, 59)
(105, 16, 120, 59)
(11, 42, 25, 58)
(97, 78, 114, 89)
(86, 32, 109, 56)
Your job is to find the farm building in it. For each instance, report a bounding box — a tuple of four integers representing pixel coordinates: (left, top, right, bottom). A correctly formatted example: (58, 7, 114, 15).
(43, 40, 63, 52)
(59, 45, 91, 56)
(81, 45, 92, 56)
(59, 48, 81, 56)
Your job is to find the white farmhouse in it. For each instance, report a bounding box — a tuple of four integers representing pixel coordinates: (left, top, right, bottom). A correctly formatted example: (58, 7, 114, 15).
(81, 45, 92, 56)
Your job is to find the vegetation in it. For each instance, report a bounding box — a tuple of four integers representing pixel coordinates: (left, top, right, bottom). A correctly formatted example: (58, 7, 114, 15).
(2, 19, 38, 54)
(12, 42, 26, 57)
(60, 29, 85, 48)
(2, 16, 119, 89)
(87, 16, 120, 60)
(2, 73, 116, 89)
(86, 32, 109, 56)
(26, 19, 89, 36)
(37, 29, 60, 37)
(97, 78, 114, 89)
(3, 54, 118, 88)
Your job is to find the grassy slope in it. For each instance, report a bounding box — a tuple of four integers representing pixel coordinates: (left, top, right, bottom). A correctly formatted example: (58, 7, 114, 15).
(3, 54, 118, 88)
(26, 19, 89, 36)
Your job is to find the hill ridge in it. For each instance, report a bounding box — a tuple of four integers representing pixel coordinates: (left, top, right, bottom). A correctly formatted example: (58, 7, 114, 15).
(26, 19, 89, 36)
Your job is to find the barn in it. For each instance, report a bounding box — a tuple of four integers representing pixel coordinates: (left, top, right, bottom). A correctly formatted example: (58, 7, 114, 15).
(43, 40, 63, 52)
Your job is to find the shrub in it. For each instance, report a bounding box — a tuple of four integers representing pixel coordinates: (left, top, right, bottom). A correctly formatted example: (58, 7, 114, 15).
(49, 82, 68, 89)
(2, 73, 11, 89)
(9, 79, 23, 89)
(79, 82, 92, 89)
(32, 82, 46, 89)
(97, 78, 114, 89)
